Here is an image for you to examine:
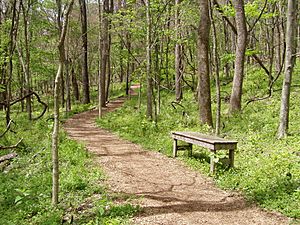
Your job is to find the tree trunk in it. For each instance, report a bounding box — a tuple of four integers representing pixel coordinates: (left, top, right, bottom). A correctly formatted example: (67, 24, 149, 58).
(6, 0, 19, 125)
(197, 0, 212, 126)
(21, 0, 32, 120)
(98, 0, 103, 118)
(65, 58, 71, 112)
(52, 0, 74, 205)
(175, 0, 182, 102)
(277, 0, 298, 138)
(105, 0, 113, 102)
(229, 0, 247, 113)
(211, 2, 221, 135)
(100, 0, 109, 107)
(146, 0, 153, 119)
(125, 32, 131, 96)
(79, 0, 90, 104)
(71, 65, 79, 101)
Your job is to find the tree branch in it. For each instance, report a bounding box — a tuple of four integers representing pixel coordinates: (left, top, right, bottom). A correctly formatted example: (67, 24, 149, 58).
(247, 0, 268, 34)
(0, 120, 15, 138)
(213, 0, 270, 77)
(0, 139, 23, 150)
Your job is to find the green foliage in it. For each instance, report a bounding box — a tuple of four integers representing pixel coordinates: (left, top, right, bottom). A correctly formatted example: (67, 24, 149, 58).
(0, 108, 138, 224)
(97, 67, 300, 219)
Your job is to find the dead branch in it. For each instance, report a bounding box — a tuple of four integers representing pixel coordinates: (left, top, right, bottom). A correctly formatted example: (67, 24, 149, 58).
(0, 138, 23, 150)
(0, 120, 15, 138)
(0, 153, 18, 163)
(0, 91, 48, 120)
(244, 42, 286, 107)
(171, 101, 185, 110)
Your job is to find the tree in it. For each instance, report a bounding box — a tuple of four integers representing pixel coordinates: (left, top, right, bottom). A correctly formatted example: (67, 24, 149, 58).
(229, 0, 247, 113)
(175, 0, 183, 102)
(277, 0, 298, 138)
(146, 0, 153, 119)
(21, 0, 32, 120)
(100, 0, 109, 107)
(79, 0, 90, 104)
(52, 0, 74, 205)
(197, 0, 213, 126)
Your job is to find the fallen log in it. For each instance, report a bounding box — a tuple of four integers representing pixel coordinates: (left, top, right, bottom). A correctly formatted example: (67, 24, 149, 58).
(0, 153, 18, 163)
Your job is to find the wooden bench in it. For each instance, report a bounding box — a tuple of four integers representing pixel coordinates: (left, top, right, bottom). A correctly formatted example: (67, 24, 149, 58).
(171, 131, 237, 173)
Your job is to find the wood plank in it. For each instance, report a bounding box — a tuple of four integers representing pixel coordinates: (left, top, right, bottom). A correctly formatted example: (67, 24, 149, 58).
(172, 131, 237, 145)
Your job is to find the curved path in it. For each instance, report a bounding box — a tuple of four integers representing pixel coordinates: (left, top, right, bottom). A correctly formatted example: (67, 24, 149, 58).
(64, 98, 289, 225)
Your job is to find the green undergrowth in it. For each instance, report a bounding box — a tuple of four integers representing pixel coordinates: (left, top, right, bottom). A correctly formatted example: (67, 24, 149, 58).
(97, 67, 300, 220)
(0, 106, 139, 224)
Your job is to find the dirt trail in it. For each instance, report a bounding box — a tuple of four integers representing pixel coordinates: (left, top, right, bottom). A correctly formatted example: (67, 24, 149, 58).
(64, 97, 289, 225)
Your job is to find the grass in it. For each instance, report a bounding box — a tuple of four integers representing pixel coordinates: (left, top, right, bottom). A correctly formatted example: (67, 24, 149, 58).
(0, 102, 139, 224)
(97, 66, 300, 220)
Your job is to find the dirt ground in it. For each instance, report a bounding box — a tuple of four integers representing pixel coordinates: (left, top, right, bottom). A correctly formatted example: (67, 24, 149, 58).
(64, 97, 290, 225)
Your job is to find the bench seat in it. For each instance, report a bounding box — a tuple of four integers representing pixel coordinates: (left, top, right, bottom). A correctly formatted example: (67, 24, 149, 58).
(171, 131, 237, 173)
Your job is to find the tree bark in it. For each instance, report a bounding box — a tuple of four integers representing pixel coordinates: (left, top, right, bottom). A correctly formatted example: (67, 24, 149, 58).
(79, 0, 90, 104)
(229, 0, 247, 113)
(100, 0, 109, 107)
(211, 2, 221, 135)
(197, 0, 212, 126)
(146, 0, 153, 119)
(52, 0, 74, 206)
(21, 0, 32, 120)
(175, 0, 183, 102)
(98, 0, 103, 118)
(6, 0, 19, 125)
(277, 0, 298, 138)
(71, 65, 79, 101)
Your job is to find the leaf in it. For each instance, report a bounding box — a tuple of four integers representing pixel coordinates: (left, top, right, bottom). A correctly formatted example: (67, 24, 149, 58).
(98, 207, 105, 216)
(15, 196, 23, 204)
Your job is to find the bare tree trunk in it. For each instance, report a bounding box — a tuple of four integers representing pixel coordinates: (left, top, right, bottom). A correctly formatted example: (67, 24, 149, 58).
(60, 73, 65, 107)
(71, 65, 79, 101)
(6, 0, 19, 125)
(52, 0, 74, 205)
(197, 0, 212, 126)
(98, 0, 103, 118)
(21, 0, 32, 120)
(146, 0, 153, 119)
(100, 0, 109, 107)
(211, 2, 221, 135)
(65, 58, 71, 112)
(229, 0, 247, 113)
(175, 0, 182, 102)
(125, 32, 131, 96)
(165, 2, 171, 88)
(105, 0, 113, 102)
(79, 0, 90, 104)
(277, 0, 298, 138)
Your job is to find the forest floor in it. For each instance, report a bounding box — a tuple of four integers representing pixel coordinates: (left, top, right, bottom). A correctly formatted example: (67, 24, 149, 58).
(64, 97, 290, 225)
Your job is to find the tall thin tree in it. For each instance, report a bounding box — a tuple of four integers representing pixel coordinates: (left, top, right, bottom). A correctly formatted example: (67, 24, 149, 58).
(175, 0, 183, 102)
(197, 0, 213, 126)
(79, 0, 90, 104)
(146, 0, 153, 119)
(229, 0, 247, 113)
(52, 0, 74, 205)
(277, 0, 298, 138)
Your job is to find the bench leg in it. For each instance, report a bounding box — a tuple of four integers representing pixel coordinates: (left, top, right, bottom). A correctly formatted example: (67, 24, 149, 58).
(210, 150, 216, 174)
(173, 139, 178, 157)
(229, 149, 234, 168)
(188, 144, 193, 157)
